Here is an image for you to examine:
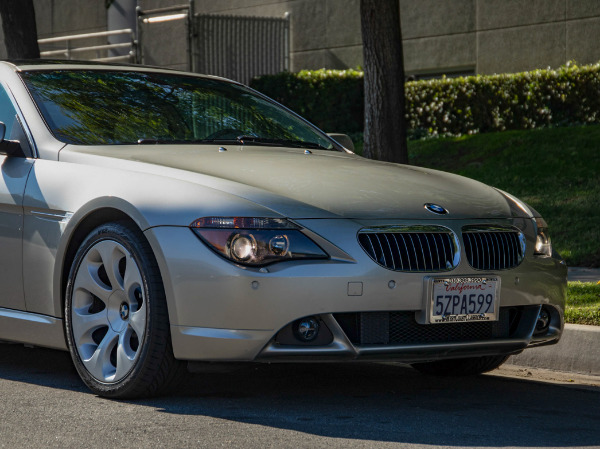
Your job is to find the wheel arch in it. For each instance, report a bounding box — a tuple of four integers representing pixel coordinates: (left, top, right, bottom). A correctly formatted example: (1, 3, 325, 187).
(53, 198, 167, 319)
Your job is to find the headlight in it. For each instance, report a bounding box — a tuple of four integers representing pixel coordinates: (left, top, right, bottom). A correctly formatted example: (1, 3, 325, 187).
(190, 217, 328, 266)
(534, 217, 552, 257)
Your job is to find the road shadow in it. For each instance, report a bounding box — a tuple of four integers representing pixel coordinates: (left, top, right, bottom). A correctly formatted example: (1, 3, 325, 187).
(0, 343, 85, 393)
(148, 362, 599, 447)
(1, 343, 598, 447)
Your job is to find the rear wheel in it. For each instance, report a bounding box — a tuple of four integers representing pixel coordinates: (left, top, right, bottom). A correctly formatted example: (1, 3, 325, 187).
(411, 355, 510, 376)
(65, 222, 183, 398)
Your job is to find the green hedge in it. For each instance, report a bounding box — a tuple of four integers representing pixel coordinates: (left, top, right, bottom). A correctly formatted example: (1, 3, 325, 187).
(250, 62, 600, 137)
(250, 69, 364, 133)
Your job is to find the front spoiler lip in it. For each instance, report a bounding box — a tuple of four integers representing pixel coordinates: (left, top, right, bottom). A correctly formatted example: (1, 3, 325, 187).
(257, 338, 530, 363)
(255, 310, 558, 363)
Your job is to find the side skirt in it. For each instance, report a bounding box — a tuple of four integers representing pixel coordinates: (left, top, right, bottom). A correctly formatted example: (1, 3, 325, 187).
(0, 308, 67, 350)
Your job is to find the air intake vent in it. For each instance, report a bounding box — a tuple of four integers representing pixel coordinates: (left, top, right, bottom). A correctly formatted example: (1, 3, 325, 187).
(462, 226, 525, 270)
(358, 226, 459, 272)
(333, 307, 524, 346)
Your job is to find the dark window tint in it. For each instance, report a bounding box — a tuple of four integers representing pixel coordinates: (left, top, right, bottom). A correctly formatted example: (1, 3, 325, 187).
(0, 85, 17, 138)
(0, 84, 32, 156)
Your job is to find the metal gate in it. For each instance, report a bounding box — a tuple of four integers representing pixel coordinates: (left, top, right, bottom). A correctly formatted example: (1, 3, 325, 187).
(38, 5, 290, 86)
(194, 13, 290, 84)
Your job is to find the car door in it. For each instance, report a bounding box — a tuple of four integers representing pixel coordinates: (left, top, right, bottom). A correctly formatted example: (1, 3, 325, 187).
(0, 83, 35, 311)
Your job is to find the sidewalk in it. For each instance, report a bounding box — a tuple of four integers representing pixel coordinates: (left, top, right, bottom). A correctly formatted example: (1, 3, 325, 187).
(507, 324, 600, 376)
(568, 267, 600, 282)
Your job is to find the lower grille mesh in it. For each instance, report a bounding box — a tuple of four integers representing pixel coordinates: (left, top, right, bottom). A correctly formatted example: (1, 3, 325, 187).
(334, 308, 520, 346)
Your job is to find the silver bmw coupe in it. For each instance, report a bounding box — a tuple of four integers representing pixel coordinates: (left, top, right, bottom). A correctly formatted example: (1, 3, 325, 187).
(0, 60, 566, 398)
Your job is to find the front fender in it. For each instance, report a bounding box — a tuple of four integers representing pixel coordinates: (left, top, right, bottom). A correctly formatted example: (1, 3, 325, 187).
(23, 159, 281, 318)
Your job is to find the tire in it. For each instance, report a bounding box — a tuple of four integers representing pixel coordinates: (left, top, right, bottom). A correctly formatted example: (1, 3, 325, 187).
(65, 221, 183, 398)
(411, 355, 510, 377)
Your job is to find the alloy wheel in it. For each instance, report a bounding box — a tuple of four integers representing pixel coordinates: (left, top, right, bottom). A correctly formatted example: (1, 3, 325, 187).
(71, 239, 147, 383)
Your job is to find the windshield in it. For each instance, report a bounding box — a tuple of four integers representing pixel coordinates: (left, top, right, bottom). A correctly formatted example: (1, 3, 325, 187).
(21, 69, 335, 150)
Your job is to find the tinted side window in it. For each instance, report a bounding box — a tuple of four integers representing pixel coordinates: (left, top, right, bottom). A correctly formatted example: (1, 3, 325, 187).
(0, 84, 32, 156)
(0, 84, 17, 137)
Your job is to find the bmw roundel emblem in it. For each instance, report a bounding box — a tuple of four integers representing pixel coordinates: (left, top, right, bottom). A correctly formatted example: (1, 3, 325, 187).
(424, 203, 448, 215)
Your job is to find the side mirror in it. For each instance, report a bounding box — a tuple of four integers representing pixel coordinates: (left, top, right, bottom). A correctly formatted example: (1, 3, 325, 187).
(0, 121, 25, 157)
(327, 133, 355, 152)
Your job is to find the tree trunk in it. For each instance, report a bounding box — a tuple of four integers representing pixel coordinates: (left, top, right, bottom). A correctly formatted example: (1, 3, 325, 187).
(360, 0, 408, 164)
(0, 0, 40, 59)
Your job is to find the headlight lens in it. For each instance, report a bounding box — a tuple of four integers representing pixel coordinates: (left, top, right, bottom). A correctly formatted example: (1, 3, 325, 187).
(534, 217, 552, 257)
(190, 217, 328, 266)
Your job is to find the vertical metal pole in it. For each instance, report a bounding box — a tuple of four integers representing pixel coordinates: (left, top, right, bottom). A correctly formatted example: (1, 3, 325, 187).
(130, 29, 136, 64)
(188, 0, 195, 72)
(283, 12, 290, 71)
(136, 6, 144, 64)
(66, 39, 71, 60)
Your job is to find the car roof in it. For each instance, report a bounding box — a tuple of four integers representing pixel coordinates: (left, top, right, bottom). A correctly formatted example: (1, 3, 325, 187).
(0, 59, 239, 84)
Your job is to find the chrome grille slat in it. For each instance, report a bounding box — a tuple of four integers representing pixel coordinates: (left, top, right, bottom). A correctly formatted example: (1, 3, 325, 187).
(406, 234, 418, 270)
(476, 233, 484, 268)
(390, 234, 404, 270)
(382, 233, 396, 270)
(507, 232, 516, 264)
(399, 234, 413, 271)
(483, 233, 491, 269)
(424, 234, 434, 271)
(358, 227, 458, 272)
(497, 234, 508, 267)
(462, 227, 525, 270)
(414, 234, 427, 270)
(365, 234, 377, 260)
(431, 234, 441, 269)
(498, 232, 507, 268)
(440, 232, 451, 269)
(374, 234, 386, 267)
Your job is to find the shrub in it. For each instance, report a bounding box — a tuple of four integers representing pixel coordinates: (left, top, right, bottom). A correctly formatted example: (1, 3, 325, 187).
(250, 62, 600, 137)
(250, 69, 364, 133)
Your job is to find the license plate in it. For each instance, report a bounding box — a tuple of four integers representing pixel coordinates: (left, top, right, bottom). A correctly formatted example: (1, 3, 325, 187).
(429, 277, 499, 324)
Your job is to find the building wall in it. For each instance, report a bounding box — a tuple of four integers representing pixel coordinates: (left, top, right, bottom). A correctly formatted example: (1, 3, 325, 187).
(190, 0, 600, 75)
(2, 0, 108, 60)
(137, 0, 191, 70)
(1, 0, 599, 76)
(192, 0, 363, 72)
(404, 0, 600, 76)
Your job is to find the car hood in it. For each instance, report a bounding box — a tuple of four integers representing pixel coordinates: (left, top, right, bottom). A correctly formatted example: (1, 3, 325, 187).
(63, 145, 523, 220)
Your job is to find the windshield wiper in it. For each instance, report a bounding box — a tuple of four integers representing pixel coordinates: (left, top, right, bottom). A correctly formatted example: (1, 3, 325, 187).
(234, 135, 330, 150)
(136, 138, 209, 145)
(136, 136, 330, 151)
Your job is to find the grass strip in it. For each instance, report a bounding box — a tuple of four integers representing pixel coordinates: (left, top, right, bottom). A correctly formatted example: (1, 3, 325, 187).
(566, 281, 600, 326)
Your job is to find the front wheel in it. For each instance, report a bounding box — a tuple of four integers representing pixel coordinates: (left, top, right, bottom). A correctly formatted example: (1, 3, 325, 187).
(65, 222, 183, 398)
(411, 355, 510, 377)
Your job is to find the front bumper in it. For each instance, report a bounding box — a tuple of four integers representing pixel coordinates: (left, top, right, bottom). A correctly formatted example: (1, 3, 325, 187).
(145, 218, 567, 362)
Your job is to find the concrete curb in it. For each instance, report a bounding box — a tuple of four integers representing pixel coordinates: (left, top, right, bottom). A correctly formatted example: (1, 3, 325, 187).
(568, 267, 600, 283)
(507, 324, 600, 376)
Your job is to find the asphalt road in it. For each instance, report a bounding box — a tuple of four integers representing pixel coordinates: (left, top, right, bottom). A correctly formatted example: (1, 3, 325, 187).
(0, 343, 598, 448)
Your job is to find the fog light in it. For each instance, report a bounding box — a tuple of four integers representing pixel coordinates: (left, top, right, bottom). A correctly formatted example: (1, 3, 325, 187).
(294, 316, 320, 342)
(535, 307, 550, 334)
